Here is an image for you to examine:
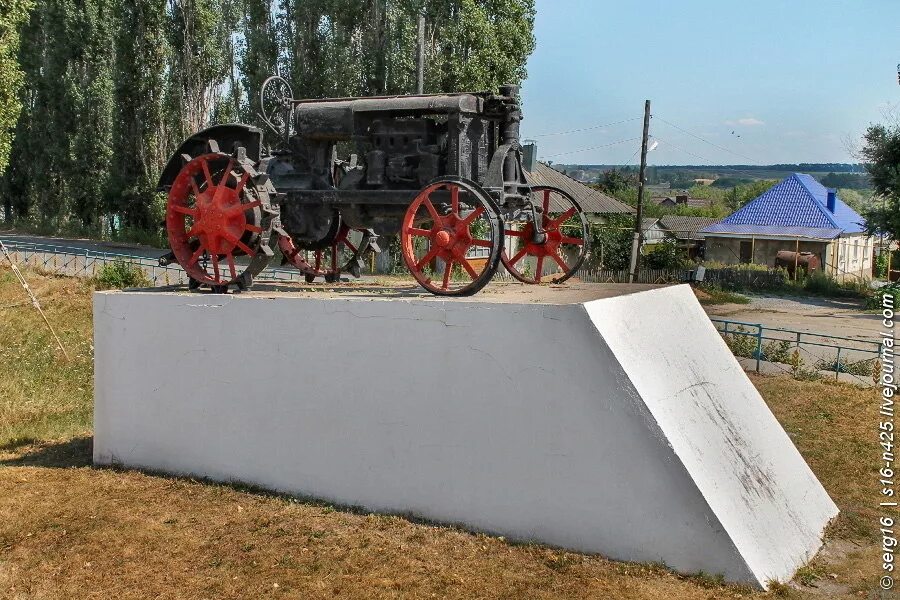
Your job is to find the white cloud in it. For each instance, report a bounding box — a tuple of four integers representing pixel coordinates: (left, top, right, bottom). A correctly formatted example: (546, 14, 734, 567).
(725, 117, 765, 127)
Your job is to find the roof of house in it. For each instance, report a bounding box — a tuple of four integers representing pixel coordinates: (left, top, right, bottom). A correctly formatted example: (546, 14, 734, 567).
(524, 163, 635, 215)
(658, 215, 722, 240)
(655, 196, 712, 208)
(701, 173, 866, 239)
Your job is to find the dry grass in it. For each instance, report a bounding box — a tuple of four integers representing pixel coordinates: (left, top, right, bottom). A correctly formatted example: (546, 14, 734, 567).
(0, 450, 760, 600)
(0, 266, 886, 598)
(0, 268, 94, 450)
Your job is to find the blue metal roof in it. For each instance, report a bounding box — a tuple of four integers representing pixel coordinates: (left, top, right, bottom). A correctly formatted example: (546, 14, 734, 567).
(700, 223, 843, 239)
(700, 173, 866, 238)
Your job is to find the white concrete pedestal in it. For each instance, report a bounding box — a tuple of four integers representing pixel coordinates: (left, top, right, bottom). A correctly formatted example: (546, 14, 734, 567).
(93, 283, 837, 588)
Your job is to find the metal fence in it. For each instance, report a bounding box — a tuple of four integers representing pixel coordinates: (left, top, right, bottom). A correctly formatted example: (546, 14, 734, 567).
(1, 240, 306, 286)
(710, 317, 882, 385)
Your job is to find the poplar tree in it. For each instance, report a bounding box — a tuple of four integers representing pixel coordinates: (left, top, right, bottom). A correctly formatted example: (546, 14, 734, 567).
(0, 0, 32, 179)
(1, 0, 38, 223)
(110, 0, 168, 230)
(69, 0, 115, 226)
(240, 0, 278, 124)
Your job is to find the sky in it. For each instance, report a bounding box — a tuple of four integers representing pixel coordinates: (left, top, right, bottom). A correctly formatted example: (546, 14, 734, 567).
(519, 0, 899, 166)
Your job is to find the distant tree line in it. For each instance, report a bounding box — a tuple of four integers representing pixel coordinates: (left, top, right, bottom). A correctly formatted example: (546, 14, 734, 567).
(0, 0, 535, 238)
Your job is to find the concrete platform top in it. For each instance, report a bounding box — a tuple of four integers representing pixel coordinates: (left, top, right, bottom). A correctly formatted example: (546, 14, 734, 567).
(106, 280, 667, 305)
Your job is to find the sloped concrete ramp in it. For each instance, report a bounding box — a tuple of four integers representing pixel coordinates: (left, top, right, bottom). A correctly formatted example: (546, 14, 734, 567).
(93, 283, 837, 588)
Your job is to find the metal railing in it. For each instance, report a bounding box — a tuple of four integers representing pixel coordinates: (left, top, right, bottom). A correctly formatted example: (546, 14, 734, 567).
(710, 317, 882, 384)
(0, 240, 306, 286)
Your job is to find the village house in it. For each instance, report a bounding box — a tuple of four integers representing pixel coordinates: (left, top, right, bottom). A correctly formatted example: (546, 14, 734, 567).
(523, 144, 635, 223)
(658, 215, 722, 259)
(654, 194, 713, 209)
(700, 173, 871, 280)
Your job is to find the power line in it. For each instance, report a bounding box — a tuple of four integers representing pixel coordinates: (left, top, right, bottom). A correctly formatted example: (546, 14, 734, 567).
(530, 116, 642, 138)
(543, 137, 641, 159)
(655, 116, 759, 163)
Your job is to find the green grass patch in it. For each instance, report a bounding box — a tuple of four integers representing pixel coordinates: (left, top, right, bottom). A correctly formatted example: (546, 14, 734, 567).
(696, 284, 751, 305)
(93, 259, 151, 290)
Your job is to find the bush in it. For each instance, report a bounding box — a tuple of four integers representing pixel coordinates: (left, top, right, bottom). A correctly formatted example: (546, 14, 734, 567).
(876, 253, 889, 279)
(585, 215, 633, 270)
(94, 260, 151, 290)
(697, 284, 750, 305)
(762, 340, 792, 364)
(643, 238, 688, 270)
(723, 326, 759, 358)
(814, 357, 878, 377)
(795, 271, 869, 298)
(700, 263, 788, 292)
(867, 283, 900, 310)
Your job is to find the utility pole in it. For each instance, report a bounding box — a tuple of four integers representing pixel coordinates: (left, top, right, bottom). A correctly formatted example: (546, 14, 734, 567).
(416, 13, 425, 94)
(628, 99, 651, 284)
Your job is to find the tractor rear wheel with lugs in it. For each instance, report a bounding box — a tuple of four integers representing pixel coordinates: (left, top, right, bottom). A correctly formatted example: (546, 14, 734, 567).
(165, 142, 278, 292)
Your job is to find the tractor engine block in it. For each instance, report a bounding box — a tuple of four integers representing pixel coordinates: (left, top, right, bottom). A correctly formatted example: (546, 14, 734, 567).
(363, 118, 444, 188)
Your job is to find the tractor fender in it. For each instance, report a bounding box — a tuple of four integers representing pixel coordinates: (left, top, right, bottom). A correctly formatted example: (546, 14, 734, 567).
(157, 124, 264, 192)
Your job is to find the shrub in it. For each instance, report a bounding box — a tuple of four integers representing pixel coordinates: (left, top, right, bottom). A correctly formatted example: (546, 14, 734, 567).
(876, 253, 889, 279)
(94, 260, 150, 290)
(697, 284, 750, 305)
(723, 326, 759, 358)
(699, 263, 787, 292)
(762, 340, 792, 364)
(794, 271, 869, 299)
(867, 282, 900, 310)
(814, 357, 877, 377)
(643, 238, 688, 270)
(790, 350, 822, 381)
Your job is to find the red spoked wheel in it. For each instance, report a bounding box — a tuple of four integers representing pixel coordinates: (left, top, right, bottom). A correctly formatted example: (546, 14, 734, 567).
(501, 186, 589, 284)
(279, 223, 372, 283)
(401, 177, 503, 296)
(166, 151, 274, 290)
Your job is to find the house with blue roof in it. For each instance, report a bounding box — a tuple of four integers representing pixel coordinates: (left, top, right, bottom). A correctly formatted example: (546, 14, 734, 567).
(700, 174, 872, 279)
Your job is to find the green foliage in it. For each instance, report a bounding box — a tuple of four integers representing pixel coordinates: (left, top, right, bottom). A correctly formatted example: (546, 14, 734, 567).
(2, 0, 115, 228)
(867, 282, 900, 310)
(93, 259, 151, 289)
(861, 123, 900, 241)
(642, 238, 687, 269)
(791, 271, 869, 299)
(277, 0, 535, 98)
(595, 168, 636, 196)
(702, 260, 771, 272)
(762, 340, 792, 364)
(2, 0, 536, 240)
(836, 187, 874, 214)
(0, 0, 32, 178)
(723, 326, 758, 359)
(166, 0, 238, 140)
(818, 172, 870, 190)
(814, 356, 877, 377)
(875, 252, 889, 279)
(585, 215, 632, 270)
(701, 261, 870, 298)
(240, 0, 278, 124)
(696, 284, 750, 305)
(425, 0, 536, 93)
(109, 0, 170, 230)
(790, 350, 821, 382)
(710, 177, 753, 188)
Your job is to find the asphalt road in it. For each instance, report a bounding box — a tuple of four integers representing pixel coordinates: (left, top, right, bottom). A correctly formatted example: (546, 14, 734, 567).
(0, 230, 165, 260)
